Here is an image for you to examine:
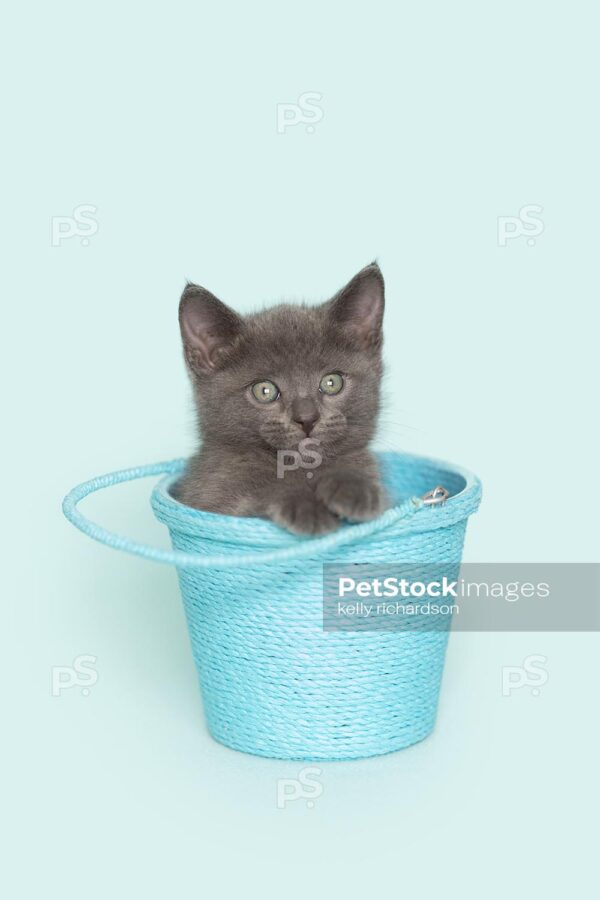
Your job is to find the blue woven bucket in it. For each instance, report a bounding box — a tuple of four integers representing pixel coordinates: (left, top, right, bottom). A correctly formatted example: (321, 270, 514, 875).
(64, 451, 481, 760)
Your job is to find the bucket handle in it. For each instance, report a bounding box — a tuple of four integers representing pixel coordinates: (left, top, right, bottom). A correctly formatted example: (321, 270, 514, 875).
(62, 459, 424, 570)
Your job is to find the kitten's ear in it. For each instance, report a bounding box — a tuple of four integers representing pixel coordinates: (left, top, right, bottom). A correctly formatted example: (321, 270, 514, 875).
(327, 262, 385, 349)
(179, 283, 244, 374)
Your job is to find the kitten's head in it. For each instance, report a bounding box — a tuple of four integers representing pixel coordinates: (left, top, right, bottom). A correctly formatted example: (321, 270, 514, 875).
(179, 264, 385, 456)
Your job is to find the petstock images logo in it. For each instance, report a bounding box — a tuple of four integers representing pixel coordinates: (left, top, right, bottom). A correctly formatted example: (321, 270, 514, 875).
(322, 563, 600, 632)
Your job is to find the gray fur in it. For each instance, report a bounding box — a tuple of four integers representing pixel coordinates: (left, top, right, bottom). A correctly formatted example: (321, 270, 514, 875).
(174, 263, 388, 534)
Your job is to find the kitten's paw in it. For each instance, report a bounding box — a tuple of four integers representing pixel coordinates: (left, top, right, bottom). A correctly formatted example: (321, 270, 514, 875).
(269, 494, 340, 536)
(315, 472, 386, 522)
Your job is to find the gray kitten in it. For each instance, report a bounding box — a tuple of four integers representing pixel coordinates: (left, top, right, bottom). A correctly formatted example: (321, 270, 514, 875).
(174, 263, 387, 535)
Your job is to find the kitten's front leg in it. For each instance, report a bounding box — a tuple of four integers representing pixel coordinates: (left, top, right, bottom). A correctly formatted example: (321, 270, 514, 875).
(315, 467, 386, 523)
(266, 489, 339, 536)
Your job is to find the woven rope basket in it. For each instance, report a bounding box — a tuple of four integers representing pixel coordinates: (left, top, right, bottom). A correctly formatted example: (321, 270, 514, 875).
(63, 451, 481, 760)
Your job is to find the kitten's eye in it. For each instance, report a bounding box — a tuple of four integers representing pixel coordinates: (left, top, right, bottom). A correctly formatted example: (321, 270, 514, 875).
(251, 380, 280, 403)
(319, 372, 344, 395)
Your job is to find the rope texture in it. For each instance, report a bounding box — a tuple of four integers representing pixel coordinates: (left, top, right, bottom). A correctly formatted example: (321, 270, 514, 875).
(63, 452, 481, 760)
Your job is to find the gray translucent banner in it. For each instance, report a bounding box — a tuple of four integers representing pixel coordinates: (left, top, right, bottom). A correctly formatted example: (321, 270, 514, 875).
(322, 563, 600, 632)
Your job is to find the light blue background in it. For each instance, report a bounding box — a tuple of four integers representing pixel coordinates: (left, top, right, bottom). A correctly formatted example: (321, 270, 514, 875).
(2, 1, 598, 897)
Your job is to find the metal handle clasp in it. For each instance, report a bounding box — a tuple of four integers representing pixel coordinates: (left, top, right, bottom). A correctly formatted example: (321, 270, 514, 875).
(422, 485, 449, 506)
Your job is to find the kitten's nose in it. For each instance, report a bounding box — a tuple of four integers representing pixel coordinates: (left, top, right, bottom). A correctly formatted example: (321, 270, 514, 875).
(292, 399, 320, 436)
